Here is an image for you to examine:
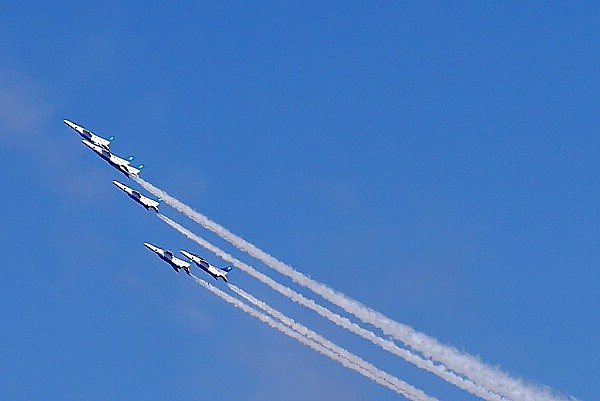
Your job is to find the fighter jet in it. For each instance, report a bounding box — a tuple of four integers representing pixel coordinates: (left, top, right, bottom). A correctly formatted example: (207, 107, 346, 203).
(144, 242, 191, 275)
(81, 139, 143, 178)
(113, 180, 160, 212)
(180, 250, 233, 282)
(64, 119, 114, 151)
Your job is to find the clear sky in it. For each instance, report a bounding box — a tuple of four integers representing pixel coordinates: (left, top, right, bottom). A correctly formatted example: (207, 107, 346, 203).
(1, 2, 598, 400)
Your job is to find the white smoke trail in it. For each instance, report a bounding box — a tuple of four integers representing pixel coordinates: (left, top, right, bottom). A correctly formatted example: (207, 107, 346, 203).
(137, 177, 572, 401)
(158, 213, 507, 401)
(227, 283, 433, 401)
(189, 273, 437, 401)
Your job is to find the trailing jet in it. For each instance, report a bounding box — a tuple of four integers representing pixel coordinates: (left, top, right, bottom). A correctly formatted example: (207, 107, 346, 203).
(81, 139, 143, 178)
(113, 180, 160, 212)
(64, 119, 114, 151)
(180, 250, 233, 282)
(144, 242, 191, 275)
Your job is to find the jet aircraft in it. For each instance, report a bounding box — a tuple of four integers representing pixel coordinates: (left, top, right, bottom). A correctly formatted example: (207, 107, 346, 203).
(180, 250, 233, 282)
(64, 119, 114, 151)
(113, 180, 160, 212)
(81, 139, 143, 178)
(144, 242, 191, 275)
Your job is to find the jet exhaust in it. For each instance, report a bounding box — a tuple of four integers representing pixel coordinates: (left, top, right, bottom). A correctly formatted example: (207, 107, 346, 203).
(157, 213, 509, 401)
(137, 177, 574, 401)
(190, 274, 437, 401)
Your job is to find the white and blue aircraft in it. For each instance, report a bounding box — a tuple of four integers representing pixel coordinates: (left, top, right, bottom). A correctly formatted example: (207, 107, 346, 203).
(113, 180, 160, 212)
(180, 250, 233, 282)
(144, 243, 191, 275)
(64, 119, 114, 151)
(81, 139, 143, 178)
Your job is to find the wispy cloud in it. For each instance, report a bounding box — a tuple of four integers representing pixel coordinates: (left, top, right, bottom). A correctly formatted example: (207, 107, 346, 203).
(0, 70, 52, 142)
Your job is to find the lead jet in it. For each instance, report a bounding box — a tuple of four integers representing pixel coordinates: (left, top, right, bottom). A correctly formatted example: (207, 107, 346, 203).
(64, 119, 114, 151)
(144, 242, 191, 275)
(113, 180, 160, 212)
(81, 139, 143, 178)
(180, 250, 233, 282)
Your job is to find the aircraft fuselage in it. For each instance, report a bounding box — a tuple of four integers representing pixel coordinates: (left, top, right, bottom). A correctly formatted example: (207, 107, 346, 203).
(180, 250, 230, 282)
(82, 140, 141, 178)
(64, 119, 112, 151)
(113, 180, 159, 212)
(144, 242, 191, 275)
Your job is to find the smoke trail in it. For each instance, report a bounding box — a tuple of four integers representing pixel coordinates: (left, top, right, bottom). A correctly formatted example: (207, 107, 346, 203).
(188, 273, 437, 401)
(158, 213, 507, 401)
(137, 178, 572, 401)
(227, 283, 432, 401)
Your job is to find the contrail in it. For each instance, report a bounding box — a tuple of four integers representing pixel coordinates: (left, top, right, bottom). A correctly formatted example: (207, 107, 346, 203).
(137, 177, 572, 401)
(188, 273, 438, 401)
(227, 283, 435, 401)
(158, 213, 507, 401)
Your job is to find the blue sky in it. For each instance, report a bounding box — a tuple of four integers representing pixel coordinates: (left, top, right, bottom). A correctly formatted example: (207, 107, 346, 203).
(1, 2, 598, 400)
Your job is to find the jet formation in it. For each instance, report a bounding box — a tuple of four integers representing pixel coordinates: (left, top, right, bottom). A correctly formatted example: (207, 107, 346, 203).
(64, 120, 143, 178)
(64, 119, 231, 281)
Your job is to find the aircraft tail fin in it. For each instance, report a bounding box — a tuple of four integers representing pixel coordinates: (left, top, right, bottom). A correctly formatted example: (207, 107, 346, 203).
(220, 265, 233, 273)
